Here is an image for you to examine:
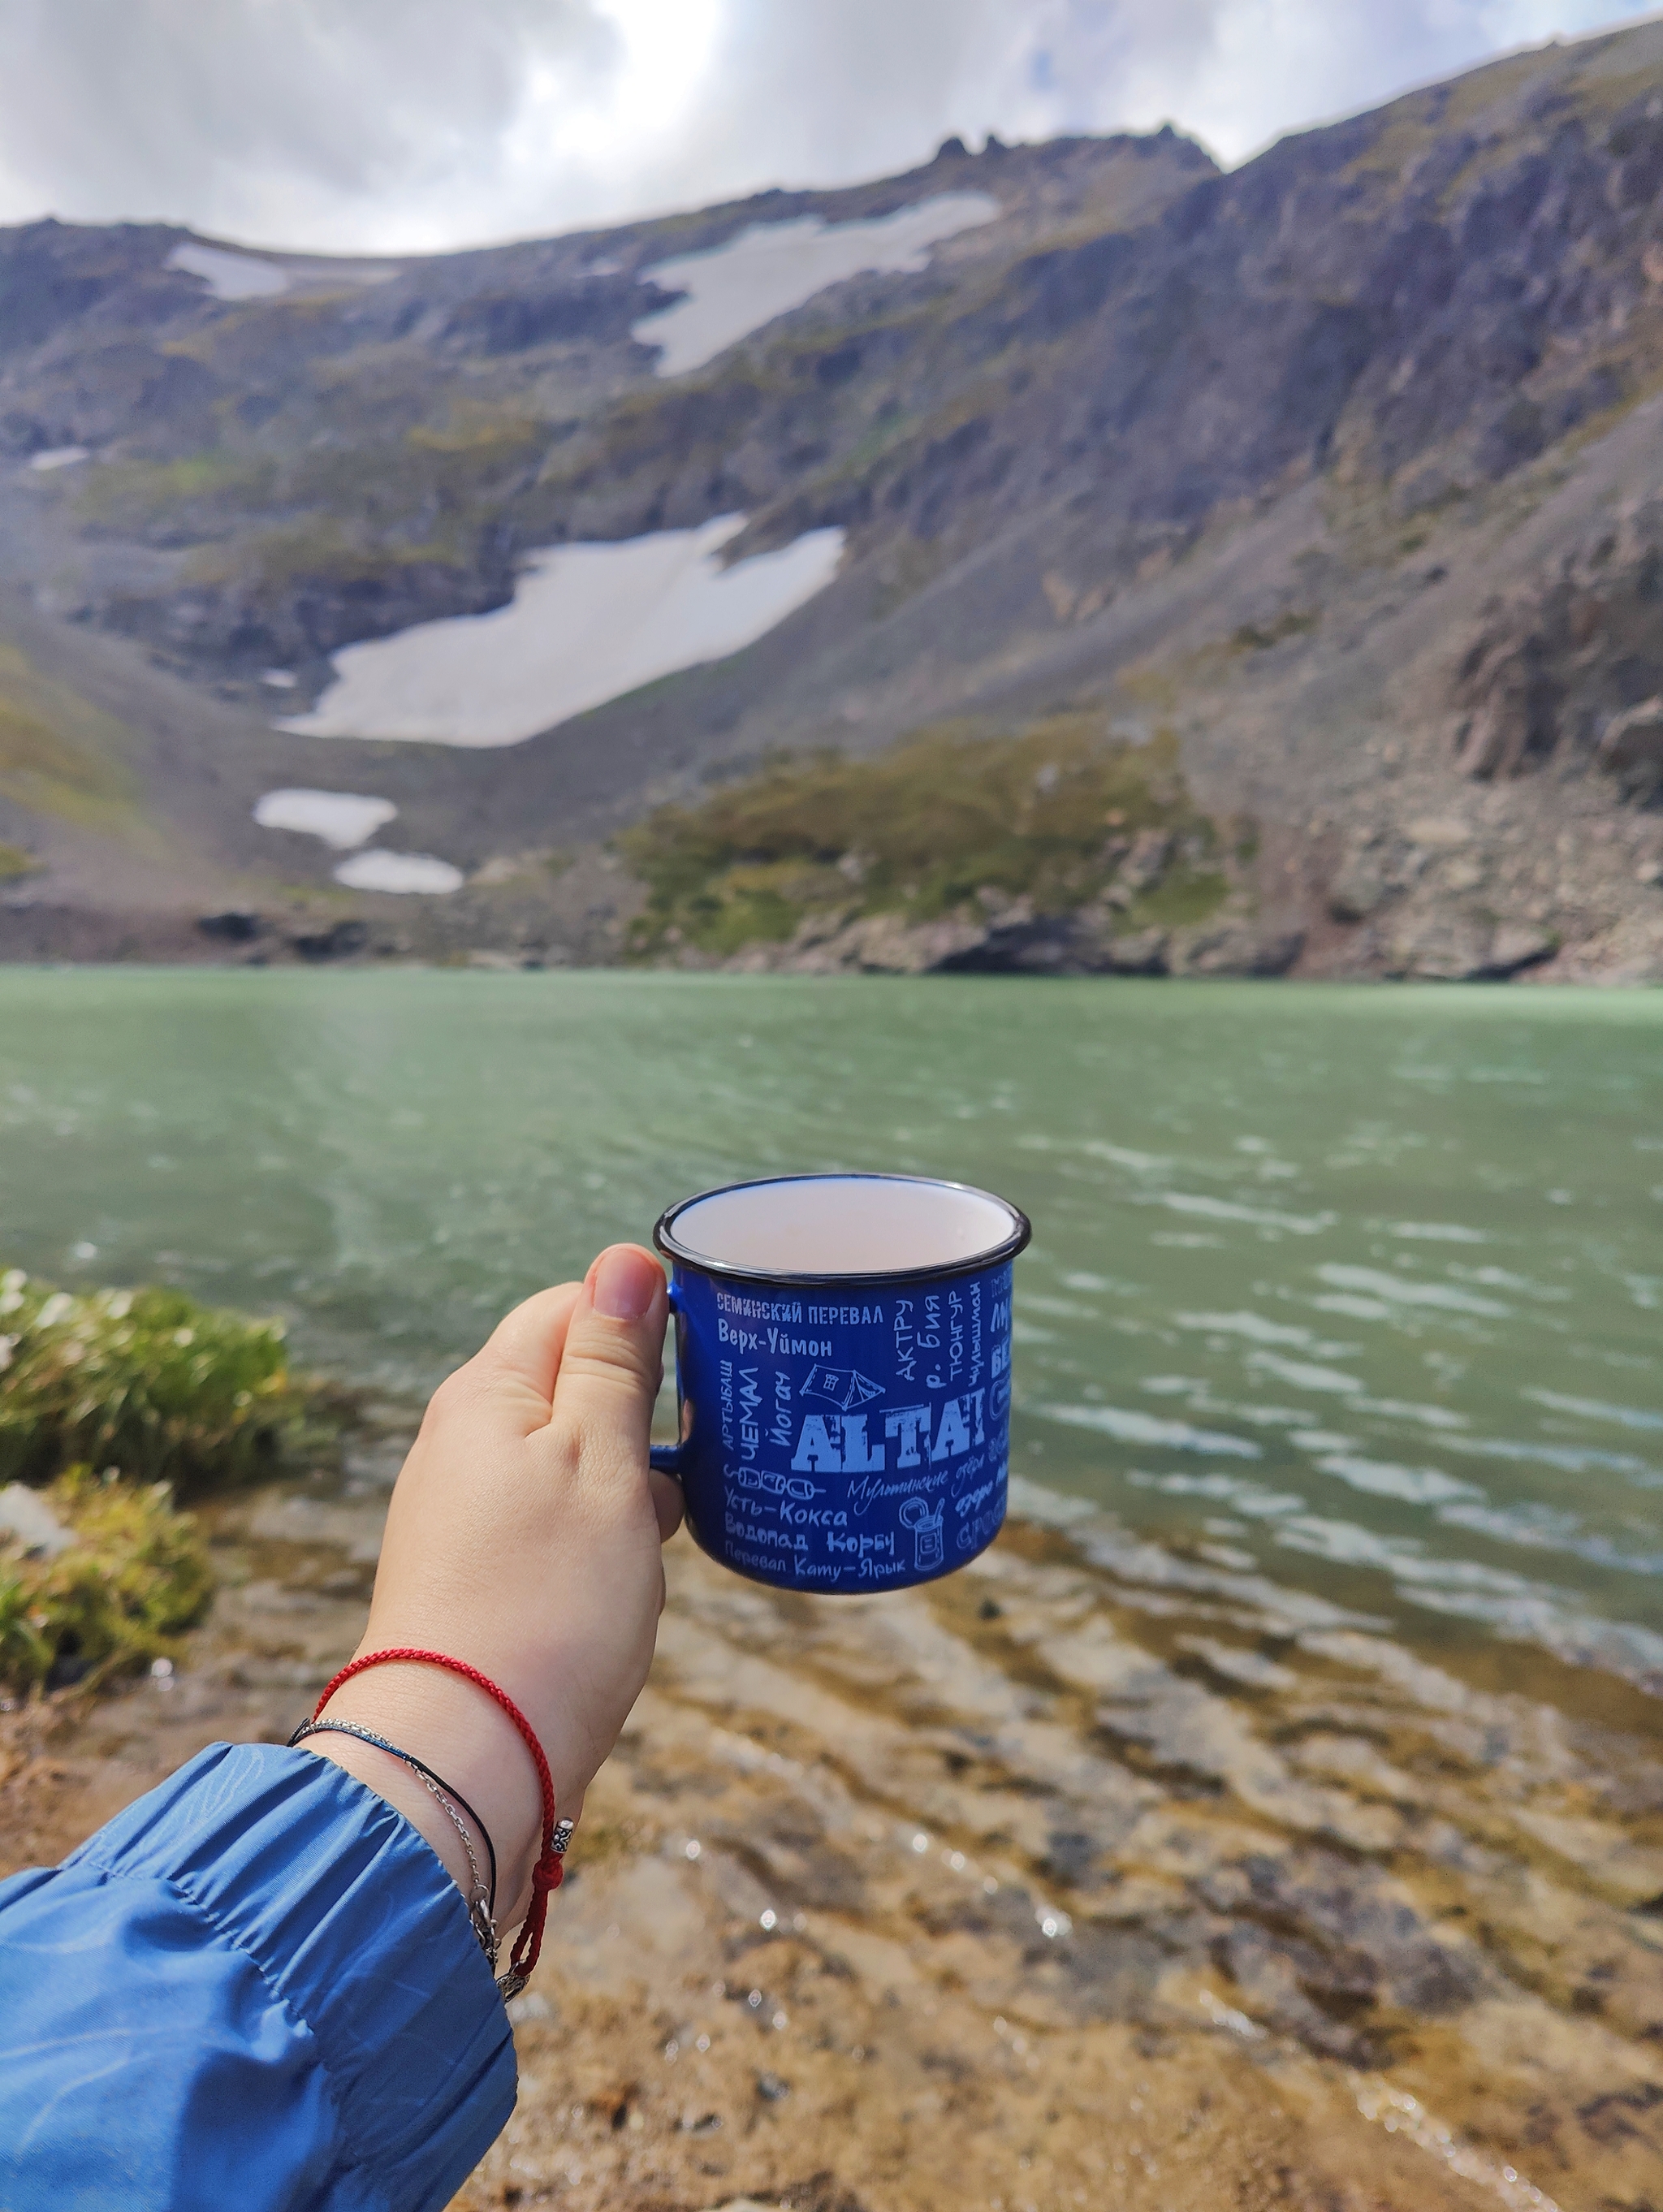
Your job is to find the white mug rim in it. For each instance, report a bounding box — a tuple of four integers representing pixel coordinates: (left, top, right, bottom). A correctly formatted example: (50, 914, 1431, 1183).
(653, 1170, 1031, 1288)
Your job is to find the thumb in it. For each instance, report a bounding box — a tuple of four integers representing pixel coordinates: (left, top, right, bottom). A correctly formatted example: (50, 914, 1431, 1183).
(548, 1244, 667, 1471)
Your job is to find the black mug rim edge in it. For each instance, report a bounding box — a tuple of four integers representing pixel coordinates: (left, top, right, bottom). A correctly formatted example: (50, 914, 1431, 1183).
(652, 1169, 1032, 1288)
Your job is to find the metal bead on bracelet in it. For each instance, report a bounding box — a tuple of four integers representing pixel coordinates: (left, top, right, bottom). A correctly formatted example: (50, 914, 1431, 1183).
(290, 1717, 512, 1969)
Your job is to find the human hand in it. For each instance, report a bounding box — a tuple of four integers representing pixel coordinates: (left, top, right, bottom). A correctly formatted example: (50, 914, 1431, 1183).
(305, 1245, 680, 1932)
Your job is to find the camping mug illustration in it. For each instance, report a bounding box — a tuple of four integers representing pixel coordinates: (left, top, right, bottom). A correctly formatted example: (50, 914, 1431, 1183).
(650, 1172, 1030, 1595)
(899, 1494, 945, 1574)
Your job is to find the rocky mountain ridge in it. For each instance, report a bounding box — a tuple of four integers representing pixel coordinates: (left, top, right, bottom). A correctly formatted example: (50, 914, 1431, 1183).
(5, 21, 1663, 977)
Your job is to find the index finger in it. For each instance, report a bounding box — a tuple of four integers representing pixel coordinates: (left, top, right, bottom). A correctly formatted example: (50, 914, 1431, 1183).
(465, 1281, 585, 1435)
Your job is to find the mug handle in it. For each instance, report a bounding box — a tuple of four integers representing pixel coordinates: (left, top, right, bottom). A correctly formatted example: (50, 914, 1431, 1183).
(650, 1279, 685, 1479)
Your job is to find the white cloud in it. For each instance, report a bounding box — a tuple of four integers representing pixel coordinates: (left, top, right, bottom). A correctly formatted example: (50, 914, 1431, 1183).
(0, 0, 1657, 253)
(1030, 0, 1663, 166)
(0, 0, 630, 252)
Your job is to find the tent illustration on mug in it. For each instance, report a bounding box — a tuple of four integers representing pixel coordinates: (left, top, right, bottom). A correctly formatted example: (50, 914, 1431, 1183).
(801, 1365, 885, 1412)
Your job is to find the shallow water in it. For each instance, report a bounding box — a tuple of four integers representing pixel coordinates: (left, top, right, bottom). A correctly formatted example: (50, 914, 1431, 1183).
(2, 970, 1659, 1699)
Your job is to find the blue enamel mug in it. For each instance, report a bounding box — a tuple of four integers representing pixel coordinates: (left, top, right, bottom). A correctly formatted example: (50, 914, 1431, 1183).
(650, 1172, 1031, 1593)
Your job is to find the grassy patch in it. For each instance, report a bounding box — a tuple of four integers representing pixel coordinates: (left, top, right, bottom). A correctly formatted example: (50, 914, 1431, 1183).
(87, 408, 546, 611)
(1124, 871, 1231, 929)
(1229, 610, 1317, 652)
(866, 533, 948, 620)
(174, 414, 548, 594)
(78, 450, 278, 542)
(620, 715, 1224, 959)
(0, 1467, 213, 1693)
(287, 416, 542, 528)
(0, 644, 136, 831)
(184, 516, 472, 592)
(406, 402, 546, 456)
(0, 1267, 322, 1496)
(1339, 43, 1598, 212)
(0, 842, 37, 880)
(1113, 603, 1322, 707)
(1567, 54, 1663, 129)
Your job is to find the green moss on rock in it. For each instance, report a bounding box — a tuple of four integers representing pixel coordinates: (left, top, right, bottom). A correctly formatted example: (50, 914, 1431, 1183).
(1123, 870, 1232, 930)
(0, 1267, 314, 1495)
(0, 1466, 213, 1692)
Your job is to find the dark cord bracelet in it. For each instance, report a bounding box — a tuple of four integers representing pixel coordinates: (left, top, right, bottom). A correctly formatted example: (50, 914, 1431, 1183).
(289, 1717, 499, 1916)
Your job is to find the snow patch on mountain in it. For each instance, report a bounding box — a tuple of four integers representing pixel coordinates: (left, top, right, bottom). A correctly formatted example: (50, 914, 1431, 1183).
(279, 514, 844, 748)
(333, 850, 463, 894)
(633, 192, 1000, 376)
(253, 789, 397, 849)
(166, 242, 292, 300)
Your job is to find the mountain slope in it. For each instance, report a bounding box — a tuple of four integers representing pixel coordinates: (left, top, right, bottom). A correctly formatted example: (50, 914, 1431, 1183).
(3, 23, 1663, 976)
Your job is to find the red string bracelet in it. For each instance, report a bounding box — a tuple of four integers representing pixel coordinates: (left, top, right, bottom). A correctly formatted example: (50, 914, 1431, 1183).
(312, 1648, 567, 1996)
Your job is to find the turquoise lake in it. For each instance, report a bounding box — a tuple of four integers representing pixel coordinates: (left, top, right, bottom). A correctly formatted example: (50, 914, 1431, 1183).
(2, 970, 1659, 1702)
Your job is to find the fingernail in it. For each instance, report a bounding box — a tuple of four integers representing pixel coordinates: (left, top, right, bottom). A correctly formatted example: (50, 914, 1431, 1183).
(592, 1245, 663, 1323)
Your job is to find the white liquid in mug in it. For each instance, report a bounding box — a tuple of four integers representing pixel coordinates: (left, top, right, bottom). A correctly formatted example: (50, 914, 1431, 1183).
(667, 1175, 1020, 1277)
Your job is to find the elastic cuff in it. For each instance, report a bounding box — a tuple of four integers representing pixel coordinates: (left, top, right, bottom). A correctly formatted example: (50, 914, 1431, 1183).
(74, 1739, 516, 2188)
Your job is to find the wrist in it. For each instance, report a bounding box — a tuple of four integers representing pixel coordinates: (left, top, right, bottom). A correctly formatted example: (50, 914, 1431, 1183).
(309, 1663, 546, 1927)
(301, 1730, 484, 1904)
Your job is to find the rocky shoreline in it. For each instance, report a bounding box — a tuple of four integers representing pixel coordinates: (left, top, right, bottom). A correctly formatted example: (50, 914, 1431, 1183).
(4, 1451, 1659, 2211)
(6, 790, 1662, 983)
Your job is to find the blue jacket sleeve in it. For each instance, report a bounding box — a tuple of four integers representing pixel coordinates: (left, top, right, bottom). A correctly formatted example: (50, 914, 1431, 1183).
(0, 1740, 516, 2212)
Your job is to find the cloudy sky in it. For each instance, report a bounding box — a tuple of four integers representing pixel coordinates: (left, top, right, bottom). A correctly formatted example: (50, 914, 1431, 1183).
(1, 0, 1659, 254)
